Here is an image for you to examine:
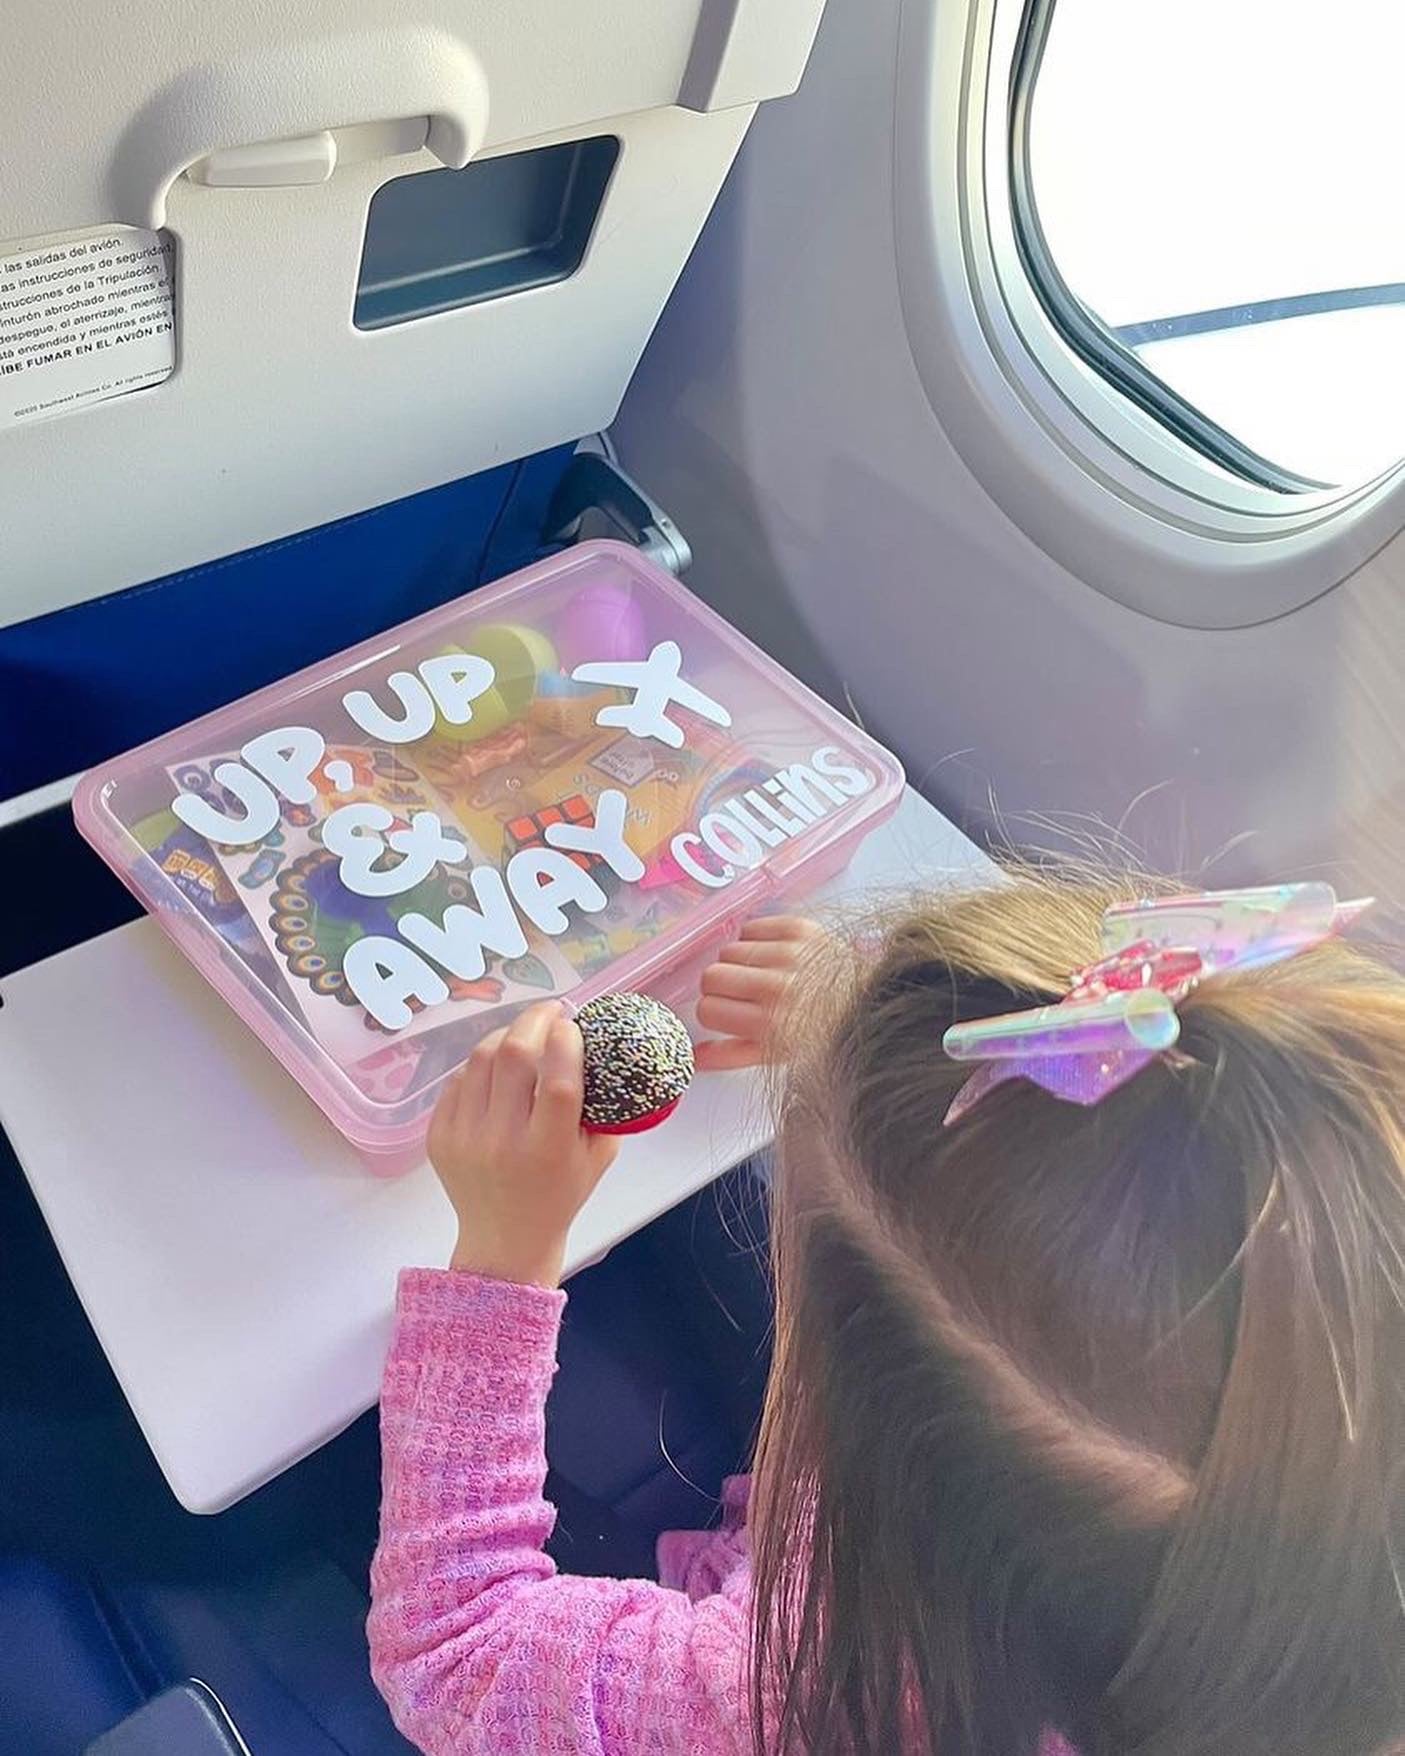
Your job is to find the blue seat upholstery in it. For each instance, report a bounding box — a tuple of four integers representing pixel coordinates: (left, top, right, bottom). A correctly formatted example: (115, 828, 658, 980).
(102, 1564, 416, 1755)
(0, 1548, 417, 1755)
(0, 1557, 142, 1754)
(0, 448, 571, 799)
(545, 1169, 772, 1577)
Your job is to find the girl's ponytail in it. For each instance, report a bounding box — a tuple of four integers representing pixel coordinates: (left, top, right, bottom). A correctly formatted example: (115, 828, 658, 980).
(750, 881, 1405, 1756)
(1100, 981, 1405, 1754)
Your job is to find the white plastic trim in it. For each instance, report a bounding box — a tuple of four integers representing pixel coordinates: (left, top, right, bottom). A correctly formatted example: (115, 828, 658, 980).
(893, 0, 1405, 629)
(680, 0, 829, 111)
(113, 31, 490, 230)
(0, 772, 83, 830)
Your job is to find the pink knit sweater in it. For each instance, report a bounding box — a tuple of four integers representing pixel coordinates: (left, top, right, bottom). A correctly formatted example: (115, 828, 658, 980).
(370, 1266, 1077, 1756)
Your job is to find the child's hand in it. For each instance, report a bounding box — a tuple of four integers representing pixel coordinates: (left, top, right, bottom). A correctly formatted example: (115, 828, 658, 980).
(429, 1001, 619, 1289)
(695, 916, 825, 1071)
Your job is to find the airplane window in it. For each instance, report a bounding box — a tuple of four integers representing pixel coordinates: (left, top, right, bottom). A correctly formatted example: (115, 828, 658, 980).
(1013, 0, 1405, 493)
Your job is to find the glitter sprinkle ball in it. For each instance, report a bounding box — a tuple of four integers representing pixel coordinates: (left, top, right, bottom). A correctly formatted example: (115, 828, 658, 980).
(576, 992, 695, 1135)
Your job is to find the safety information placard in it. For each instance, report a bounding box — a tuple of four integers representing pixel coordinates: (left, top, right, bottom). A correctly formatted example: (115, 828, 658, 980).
(0, 227, 175, 429)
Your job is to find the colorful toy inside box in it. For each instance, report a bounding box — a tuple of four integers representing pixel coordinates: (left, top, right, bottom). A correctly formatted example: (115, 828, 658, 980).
(74, 542, 905, 1172)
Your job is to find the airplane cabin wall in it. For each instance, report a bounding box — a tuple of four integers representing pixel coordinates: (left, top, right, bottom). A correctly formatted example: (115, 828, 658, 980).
(612, 0, 1405, 898)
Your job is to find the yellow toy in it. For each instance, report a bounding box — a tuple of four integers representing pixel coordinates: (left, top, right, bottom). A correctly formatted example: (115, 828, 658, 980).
(431, 624, 557, 744)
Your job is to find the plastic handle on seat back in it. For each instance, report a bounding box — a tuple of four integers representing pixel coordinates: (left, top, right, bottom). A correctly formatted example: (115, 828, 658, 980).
(111, 31, 489, 227)
(86, 1680, 252, 1756)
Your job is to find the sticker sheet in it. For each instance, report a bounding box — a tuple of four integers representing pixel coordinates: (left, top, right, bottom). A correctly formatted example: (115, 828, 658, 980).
(161, 745, 578, 1077)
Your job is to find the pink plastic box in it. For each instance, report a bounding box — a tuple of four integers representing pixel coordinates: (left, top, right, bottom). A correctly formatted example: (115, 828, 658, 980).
(74, 542, 904, 1171)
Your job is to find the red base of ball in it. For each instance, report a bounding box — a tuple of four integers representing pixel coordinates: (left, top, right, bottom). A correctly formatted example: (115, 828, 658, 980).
(583, 1097, 683, 1137)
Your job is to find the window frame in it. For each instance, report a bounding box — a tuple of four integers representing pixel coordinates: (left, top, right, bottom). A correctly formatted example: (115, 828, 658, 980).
(1007, 0, 1326, 499)
(892, 0, 1405, 628)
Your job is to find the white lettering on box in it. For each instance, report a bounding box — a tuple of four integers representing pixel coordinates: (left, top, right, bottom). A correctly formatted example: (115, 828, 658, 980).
(398, 868, 530, 980)
(343, 937, 449, 1032)
(171, 763, 279, 844)
(341, 672, 437, 745)
(571, 641, 732, 749)
(322, 805, 468, 898)
(542, 788, 644, 883)
(167, 632, 878, 1028)
(812, 746, 873, 798)
(722, 794, 787, 849)
(670, 832, 733, 889)
(700, 811, 765, 869)
(241, 726, 325, 806)
(417, 654, 496, 725)
(343, 655, 505, 743)
(506, 849, 608, 935)
(773, 761, 846, 817)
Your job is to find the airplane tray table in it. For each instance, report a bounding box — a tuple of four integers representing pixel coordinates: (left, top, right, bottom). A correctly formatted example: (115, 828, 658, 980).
(0, 789, 991, 1513)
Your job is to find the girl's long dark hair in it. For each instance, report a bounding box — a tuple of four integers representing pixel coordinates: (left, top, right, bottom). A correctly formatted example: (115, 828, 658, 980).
(750, 876, 1405, 1755)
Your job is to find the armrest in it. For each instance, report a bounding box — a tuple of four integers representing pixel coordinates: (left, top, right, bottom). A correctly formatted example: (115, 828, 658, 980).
(87, 1681, 251, 1755)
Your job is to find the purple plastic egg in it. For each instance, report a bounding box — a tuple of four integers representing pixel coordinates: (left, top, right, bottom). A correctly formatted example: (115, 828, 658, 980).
(555, 580, 648, 671)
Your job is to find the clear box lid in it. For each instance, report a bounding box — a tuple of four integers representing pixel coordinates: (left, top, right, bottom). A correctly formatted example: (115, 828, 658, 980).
(74, 542, 904, 1153)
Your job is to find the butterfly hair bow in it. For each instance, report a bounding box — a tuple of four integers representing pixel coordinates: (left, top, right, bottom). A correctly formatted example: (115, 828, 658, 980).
(942, 882, 1373, 1126)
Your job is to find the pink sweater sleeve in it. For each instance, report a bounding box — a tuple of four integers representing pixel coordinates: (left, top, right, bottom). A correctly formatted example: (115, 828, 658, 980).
(368, 1267, 751, 1756)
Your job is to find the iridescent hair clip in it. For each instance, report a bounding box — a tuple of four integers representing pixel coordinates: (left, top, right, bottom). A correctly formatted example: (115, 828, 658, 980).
(942, 882, 1373, 1126)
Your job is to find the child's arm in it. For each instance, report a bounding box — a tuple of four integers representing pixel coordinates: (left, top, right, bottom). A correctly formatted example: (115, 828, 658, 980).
(369, 999, 752, 1754)
(370, 1265, 749, 1755)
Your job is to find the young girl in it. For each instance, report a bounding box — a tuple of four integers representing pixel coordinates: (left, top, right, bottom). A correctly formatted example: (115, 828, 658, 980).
(369, 881, 1405, 1756)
